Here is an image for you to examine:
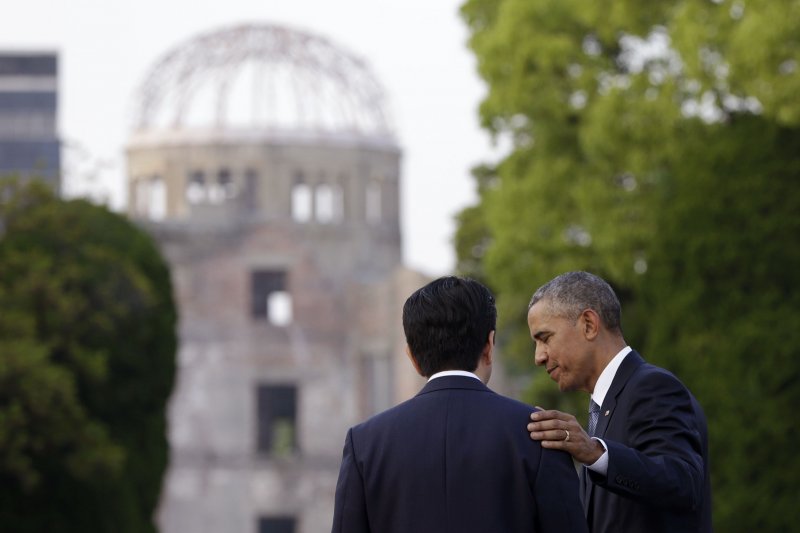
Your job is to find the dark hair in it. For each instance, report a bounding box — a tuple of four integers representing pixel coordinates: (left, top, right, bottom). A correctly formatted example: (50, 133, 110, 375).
(528, 271, 622, 332)
(402, 276, 497, 377)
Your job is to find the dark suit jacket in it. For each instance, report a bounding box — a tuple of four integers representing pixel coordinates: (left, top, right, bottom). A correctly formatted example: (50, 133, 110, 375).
(584, 351, 712, 532)
(332, 375, 588, 533)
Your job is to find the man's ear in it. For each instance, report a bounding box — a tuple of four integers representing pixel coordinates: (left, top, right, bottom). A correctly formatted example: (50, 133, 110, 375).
(481, 330, 495, 366)
(405, 344, 424, 376)
(580, 309, 601, 340)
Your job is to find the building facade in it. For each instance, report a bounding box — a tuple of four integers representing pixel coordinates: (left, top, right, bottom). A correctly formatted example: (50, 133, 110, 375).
(0, 51, 60, 187)
(126, 24, 427, 533)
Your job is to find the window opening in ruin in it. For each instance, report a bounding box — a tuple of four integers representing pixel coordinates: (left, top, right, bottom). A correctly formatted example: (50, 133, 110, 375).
(208, 168, 233, 203)
(366, 181, 382, 223)
(135, 178, 149, 215)
(219, 168, 236, 199)
(251, 270, 293, 326)
(258, 516, 296, 533)
(256, 384, 297, 457)
(268, 291, 293, 326)
(291, 174, 311, 222)
(186, 171, 206, 204)
(135, 176, 167, 220)
(150, 176, 166, 220)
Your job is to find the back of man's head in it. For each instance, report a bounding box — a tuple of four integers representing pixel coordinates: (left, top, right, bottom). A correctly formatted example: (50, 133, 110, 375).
(529, 271, 623, 333)
(402, 276, 497, 377)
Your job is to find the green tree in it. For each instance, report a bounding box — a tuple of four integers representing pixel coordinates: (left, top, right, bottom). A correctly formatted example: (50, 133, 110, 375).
(457, 0, 800, 529)
(0, 179, 177, 532)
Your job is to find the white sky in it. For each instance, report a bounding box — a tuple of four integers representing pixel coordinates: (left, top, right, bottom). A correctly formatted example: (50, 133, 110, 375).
(2, 0, 504, 276)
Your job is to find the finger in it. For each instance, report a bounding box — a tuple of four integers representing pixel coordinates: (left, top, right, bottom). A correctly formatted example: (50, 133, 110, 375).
(527, 419, 565, 432)
(530, 409, 570, 422)
(540, 439, 570, 451)
(529, 428, 570, 443)
(528, 414, 574, 430)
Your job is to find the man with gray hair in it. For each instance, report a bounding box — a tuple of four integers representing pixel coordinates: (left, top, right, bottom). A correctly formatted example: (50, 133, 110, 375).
(526, 271, 712, 532)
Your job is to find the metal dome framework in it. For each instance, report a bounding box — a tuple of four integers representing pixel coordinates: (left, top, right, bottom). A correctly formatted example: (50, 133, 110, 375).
(133, 24, 394, 137)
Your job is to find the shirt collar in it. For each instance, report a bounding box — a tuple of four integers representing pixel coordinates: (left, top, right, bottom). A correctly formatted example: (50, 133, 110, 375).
(591, 346, 632, 407)
(428, 370, 482, 382)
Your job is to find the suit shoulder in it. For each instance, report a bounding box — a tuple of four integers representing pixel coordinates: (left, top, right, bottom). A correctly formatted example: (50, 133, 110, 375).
(350, 388, 535, 434)
(473, 390, 541, 424)
(626, 361, 702, 414)
(348, 395, 422, 435)
(486, 391, 537, 412)
(633, 361, 690, 391)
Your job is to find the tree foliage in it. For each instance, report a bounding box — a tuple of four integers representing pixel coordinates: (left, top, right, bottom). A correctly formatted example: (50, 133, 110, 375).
(0, 179, 177, 532)
(457, 0, 800, 530)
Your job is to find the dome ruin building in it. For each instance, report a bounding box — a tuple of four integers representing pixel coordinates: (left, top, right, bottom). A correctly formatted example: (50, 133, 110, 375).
(126, 23, 428, 533)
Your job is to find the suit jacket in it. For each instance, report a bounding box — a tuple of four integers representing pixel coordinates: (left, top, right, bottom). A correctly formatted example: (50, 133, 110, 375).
(584, 351, 712, 532)
(332, 375, 588, 533)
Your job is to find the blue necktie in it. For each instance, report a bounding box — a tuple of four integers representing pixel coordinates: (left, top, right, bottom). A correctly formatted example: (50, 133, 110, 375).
(588, 399, 601, 437)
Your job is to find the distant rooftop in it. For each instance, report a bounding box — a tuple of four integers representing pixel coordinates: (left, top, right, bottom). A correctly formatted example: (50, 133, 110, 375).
(0, 51, 57, 76)
(0, 51, 60, 186)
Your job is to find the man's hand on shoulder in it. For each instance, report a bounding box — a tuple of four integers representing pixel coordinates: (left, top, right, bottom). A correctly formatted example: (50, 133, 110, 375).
(528, 409, 605, 466)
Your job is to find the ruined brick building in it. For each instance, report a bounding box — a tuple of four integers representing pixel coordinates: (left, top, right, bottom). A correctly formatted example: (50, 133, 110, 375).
(126, 24, 429, 533)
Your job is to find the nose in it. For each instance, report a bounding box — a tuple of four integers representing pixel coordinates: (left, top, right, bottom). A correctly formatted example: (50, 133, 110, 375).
(533, 343, 547, 367)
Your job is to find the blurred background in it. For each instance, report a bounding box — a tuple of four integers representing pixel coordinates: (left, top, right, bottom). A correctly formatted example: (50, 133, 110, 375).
(1, 0, 798, 532)
(1, 0, 498, 277)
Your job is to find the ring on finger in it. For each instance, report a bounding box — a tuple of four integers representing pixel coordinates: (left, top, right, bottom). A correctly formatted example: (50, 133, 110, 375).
(564, 429, 570, 442)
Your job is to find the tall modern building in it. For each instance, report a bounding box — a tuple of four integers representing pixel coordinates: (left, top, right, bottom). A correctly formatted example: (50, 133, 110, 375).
(0, 51, 60, 188)
(126, 24, 429, 533)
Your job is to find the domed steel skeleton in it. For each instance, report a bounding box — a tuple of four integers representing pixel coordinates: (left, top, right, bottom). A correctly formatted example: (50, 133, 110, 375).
(133, 24, 393, 136)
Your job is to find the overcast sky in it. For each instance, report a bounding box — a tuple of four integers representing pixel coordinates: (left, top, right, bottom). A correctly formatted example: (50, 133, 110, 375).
(2, 0, 504, 276)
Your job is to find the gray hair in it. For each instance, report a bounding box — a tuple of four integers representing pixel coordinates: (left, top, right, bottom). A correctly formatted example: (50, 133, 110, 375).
(529, 271, 622, 332)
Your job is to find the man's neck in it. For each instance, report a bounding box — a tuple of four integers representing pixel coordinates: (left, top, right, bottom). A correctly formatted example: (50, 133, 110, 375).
(591, 345, 632, 404)
(588, 337, 627, 392)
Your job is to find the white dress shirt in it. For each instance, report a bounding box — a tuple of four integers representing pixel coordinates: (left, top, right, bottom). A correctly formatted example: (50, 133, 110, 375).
(427, 369, 482, 382)
(586, 346, 632, 475)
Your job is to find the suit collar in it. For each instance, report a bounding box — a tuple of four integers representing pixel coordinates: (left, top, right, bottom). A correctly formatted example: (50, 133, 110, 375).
(584, 350, 644, 513)
(605, 350, 644, 401)
(594, 350, 644, 438)
(416, 375, 492, 396)
(591, 346, 632, 407)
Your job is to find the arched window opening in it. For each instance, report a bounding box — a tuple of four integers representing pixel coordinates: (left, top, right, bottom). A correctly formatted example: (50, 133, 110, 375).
(208, 168, 233, 204)
(135, 178, 149, 216)
(256, 384, 297, 456)
(267, 291, 293, 327)
(148, 175, 167, 221)
(291, 174, 312, 223)
(186, 171, 206, 204)
(251, 270, 293, 327)
(218, 168, 236, 199)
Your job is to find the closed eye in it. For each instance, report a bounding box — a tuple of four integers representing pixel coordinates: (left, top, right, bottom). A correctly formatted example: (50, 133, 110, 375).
(533, 332, 551, 343)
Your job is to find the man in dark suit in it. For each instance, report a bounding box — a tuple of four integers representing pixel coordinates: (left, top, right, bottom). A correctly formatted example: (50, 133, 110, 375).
(526, 271, 712, 532)
(332, 276, 587, 533)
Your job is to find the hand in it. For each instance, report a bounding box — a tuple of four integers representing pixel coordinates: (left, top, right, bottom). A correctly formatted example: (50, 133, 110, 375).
(528, 408, 604, 465)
